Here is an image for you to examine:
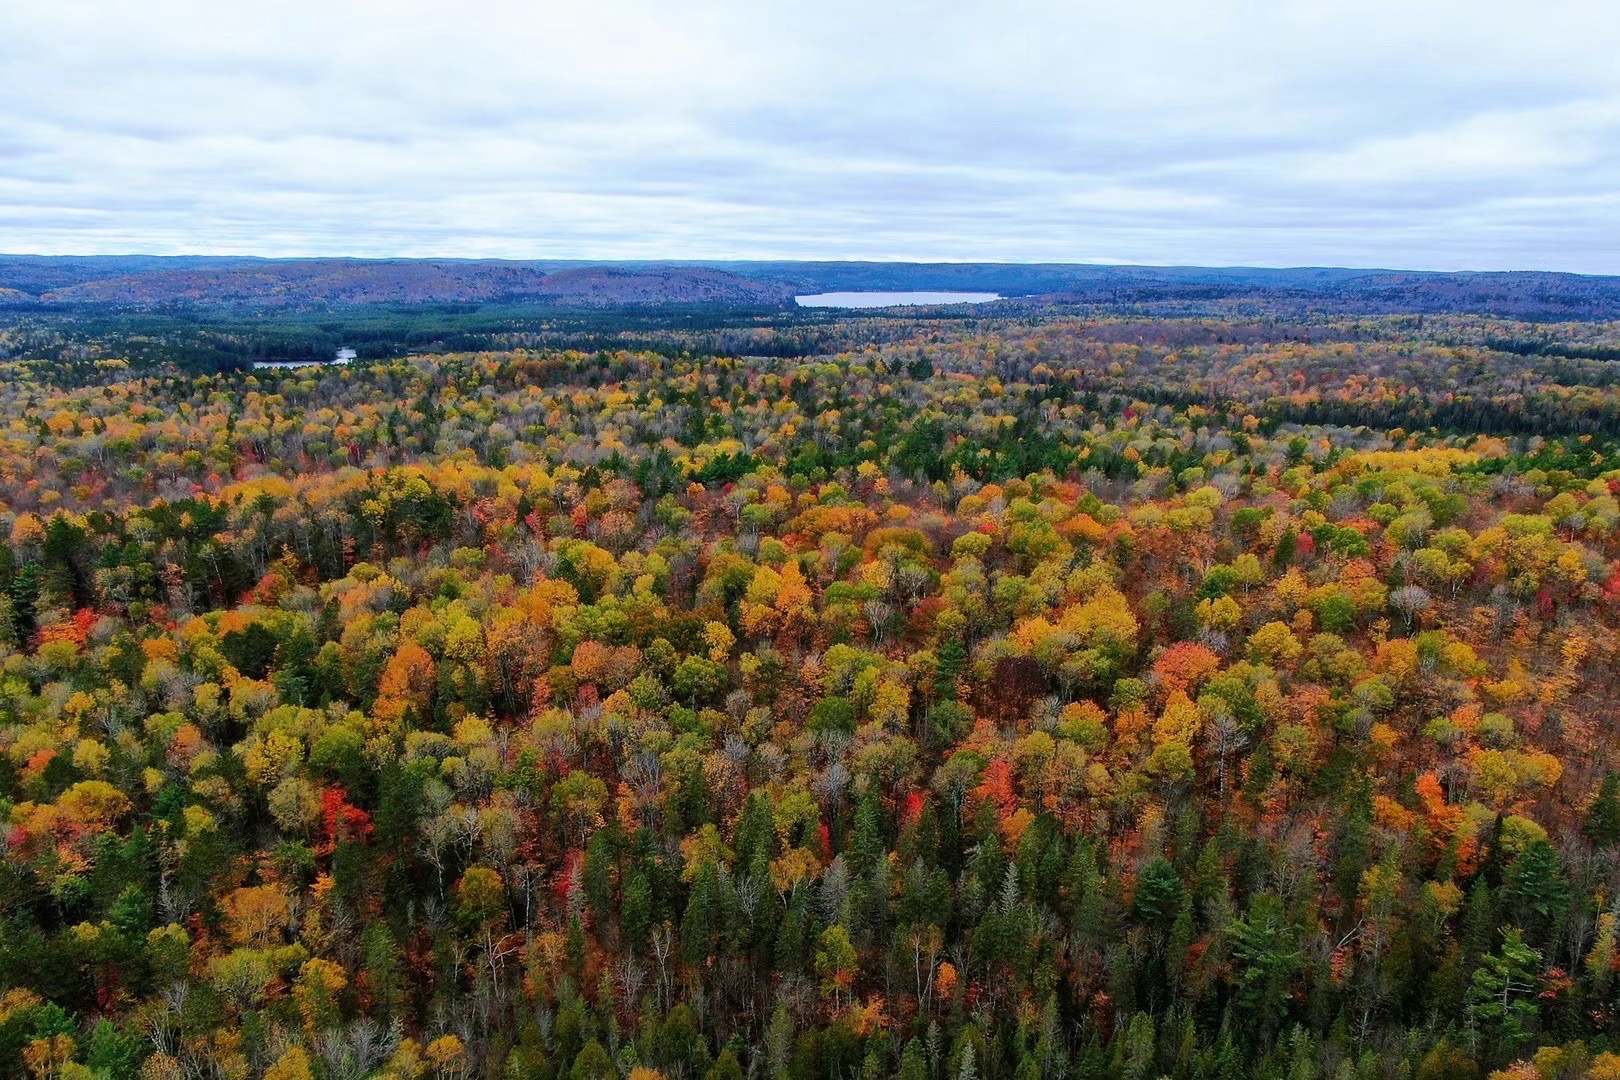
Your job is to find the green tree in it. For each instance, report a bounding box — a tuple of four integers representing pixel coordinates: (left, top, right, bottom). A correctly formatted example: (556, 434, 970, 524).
(1501, 839, 1567, 941)
(1229, 892, 1302, 1040)
(1134, 856, 1182, 924)
(1467, 928, 1540, 1057)
(1585, 773, 1620, 847)
(816, 925, 859, 1007)
(571, 1040, 616, 1080)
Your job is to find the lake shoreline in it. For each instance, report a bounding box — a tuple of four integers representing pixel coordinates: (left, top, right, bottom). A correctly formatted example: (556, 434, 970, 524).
(794, 290, 1001, 308)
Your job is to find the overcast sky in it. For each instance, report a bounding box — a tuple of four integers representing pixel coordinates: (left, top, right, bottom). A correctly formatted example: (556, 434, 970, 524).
(2, 0, 1618, 271)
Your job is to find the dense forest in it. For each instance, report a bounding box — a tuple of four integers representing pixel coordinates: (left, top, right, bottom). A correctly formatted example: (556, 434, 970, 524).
(6, 301, 1620, 1080)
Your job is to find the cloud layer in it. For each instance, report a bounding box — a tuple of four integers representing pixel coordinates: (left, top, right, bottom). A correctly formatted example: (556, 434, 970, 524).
(3, 0, 1618, 270)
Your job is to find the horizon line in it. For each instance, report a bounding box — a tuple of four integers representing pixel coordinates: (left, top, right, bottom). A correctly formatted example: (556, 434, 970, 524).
(3, 252, 1618, 278)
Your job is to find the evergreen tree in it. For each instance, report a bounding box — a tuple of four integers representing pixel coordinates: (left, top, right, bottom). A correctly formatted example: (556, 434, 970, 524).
(1585, 774, 1620, 847)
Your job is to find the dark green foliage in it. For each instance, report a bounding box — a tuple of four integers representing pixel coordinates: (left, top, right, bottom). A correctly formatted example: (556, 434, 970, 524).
(1584, 773, 1620, 847)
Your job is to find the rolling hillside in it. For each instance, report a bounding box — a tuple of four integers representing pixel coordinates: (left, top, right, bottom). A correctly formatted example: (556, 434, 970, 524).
(10, 259, 794, 308)
(3, 256, 1620, 319)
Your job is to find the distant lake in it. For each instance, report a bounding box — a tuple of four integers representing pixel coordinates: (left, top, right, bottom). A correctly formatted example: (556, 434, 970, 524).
(795, 291, 1002, 308)
(253, 348, 357, 370)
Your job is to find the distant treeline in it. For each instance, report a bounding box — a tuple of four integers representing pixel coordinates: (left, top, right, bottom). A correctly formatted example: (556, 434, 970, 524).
(0, 302, 994, 377)
(1486, 336, 1620, 362)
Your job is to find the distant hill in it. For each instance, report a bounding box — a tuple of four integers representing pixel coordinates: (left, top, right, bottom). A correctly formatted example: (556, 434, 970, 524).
(1327, 270, 1620, 318)
(1004, 268, 1620, 320)
(3, 255, 1620, 318)
(523, 266, 795, 306)
(0, 255, 261, 295)
(11, 258, 794, 308)
(712, 261, 1417, 296)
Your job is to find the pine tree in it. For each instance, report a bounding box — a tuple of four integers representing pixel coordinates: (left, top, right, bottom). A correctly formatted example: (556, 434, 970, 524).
(1467, 928, 1541, 1058)
(1585, 774, 1620, 847)
(899, 1039, 929, 1080)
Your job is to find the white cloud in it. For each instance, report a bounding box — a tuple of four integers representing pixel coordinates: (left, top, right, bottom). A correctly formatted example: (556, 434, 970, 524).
(1, 0, 1618, 269)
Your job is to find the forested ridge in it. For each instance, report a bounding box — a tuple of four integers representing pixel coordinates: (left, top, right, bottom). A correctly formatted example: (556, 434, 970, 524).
(6, 258, 1620, 321)
(5, 310, 1620, 1080)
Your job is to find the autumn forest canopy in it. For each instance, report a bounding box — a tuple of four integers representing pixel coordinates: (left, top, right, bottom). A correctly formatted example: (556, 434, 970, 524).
(7, 275, 1620, 1080)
